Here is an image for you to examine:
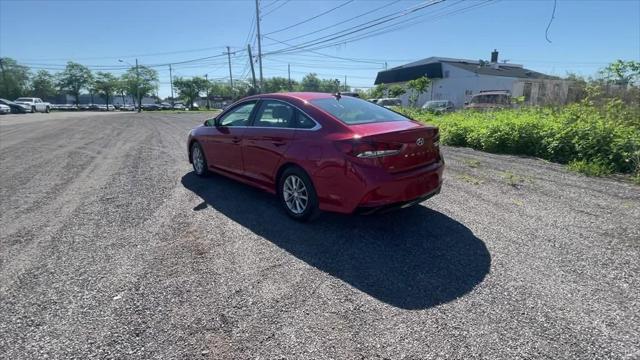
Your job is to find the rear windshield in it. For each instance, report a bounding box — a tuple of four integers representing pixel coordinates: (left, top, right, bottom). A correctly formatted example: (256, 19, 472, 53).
(470, 94, 510, 104)
(425, 101, 448, 108)
(311, 97, 408, 125)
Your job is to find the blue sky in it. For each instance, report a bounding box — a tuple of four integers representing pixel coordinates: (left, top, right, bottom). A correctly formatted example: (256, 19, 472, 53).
(1, 0, 638, 97)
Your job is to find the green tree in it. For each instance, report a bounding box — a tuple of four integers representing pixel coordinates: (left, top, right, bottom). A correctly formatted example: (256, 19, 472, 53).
(406, 76, 431, 107)
(233, 80, 253, 99)
(319, 78, 340, 93)
(600, 60, 640, 86)
(116, 76, 129, 105)
(263, 77, 291, 93)
(30, 70, 57, 100)
(93, 72, 119, 108)
(300, 73, 321, 92)
(173, 76, 209, 110)
(57, 62, 93, 105)
(388, 85, 406, 98)
(122, 65, 159, 111)
(209, 81, 233, 98)
(370, 83, 387, 99)
(0, 57, 31, 100)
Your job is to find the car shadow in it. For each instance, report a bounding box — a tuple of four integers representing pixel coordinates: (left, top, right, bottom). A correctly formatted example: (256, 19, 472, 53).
(181, 172, 491, 310)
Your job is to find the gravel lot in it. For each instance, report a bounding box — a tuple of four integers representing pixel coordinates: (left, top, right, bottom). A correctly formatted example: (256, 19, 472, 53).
(1, 111, 639, 359)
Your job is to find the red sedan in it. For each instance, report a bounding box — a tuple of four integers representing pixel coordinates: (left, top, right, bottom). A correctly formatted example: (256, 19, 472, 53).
(187, 92, 444, 221)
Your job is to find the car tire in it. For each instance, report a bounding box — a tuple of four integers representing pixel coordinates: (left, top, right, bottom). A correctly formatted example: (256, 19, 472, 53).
(190, 142, 209, 177)
(279, 167, 319, 222)
(45, 106, 50, 113)
(31, 106, 36, 113)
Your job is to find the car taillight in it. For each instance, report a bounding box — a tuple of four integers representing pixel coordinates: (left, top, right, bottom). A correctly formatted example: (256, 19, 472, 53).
(335, 139, 404, 159)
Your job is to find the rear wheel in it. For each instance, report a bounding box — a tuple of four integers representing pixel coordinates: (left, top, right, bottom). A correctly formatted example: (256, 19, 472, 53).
(279, 167, 319, 222)
(31, 106, 36, 113)
(191, 142, 209, 177)
(45, 106, 50, 113)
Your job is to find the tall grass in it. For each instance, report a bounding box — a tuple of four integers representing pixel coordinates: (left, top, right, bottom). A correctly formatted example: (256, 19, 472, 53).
(398, 103, 640, 177)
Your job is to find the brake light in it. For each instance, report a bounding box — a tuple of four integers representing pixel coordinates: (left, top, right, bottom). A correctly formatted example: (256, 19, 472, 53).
(335, 139, 403, 158)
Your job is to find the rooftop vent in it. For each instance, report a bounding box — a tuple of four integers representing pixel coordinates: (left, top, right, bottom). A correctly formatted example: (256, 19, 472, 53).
(491, 49, 499, 63)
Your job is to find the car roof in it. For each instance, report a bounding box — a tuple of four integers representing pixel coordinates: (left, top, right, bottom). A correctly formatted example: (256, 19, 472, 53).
(243, 92, 338, 102)
(472, 92, 510, 96)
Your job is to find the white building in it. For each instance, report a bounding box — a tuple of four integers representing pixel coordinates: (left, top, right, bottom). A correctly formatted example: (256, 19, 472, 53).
(374, 50, 570, 108)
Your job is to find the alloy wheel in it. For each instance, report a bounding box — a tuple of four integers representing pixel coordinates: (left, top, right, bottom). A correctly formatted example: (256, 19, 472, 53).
(192, 144, 204, 174)
(283, 175, 308, 214)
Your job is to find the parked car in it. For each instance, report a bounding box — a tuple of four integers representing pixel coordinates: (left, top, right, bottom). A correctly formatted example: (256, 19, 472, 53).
(368, 98, 379, 104)
(160, 102, 172, 110)
(14, 97, 51, 113)
(142, 103, 161, 111)
(97, 104, 116, 111)
(376, 98, 402, 107)
(464, 91, 512, 110)
(52, 104, 77, 111)
(118, 104, 135, 111)
(339, 92, 360, 98)
(172, 103, 186, 110)
(187, 92, 444, 221)
(0, 104, 11, 114)
(422, 100, 454, 114)
(0, 98, 29, 113)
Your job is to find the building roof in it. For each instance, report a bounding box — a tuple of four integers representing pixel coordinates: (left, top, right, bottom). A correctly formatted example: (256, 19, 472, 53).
(374, 56, 559, 84)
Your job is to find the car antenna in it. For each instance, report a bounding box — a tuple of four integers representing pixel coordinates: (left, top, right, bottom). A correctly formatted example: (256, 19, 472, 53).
(334, 92, 341, 100)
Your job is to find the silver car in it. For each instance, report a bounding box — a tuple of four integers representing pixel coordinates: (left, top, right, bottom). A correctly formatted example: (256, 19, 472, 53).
(0, 104, 11, 114)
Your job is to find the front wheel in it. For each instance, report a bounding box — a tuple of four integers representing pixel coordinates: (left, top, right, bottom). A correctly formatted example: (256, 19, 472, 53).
(31, 106, 36, 113)
(45, 106, 50, 113)
(279, 167, 319, 222)
(191, 142, 209, 177)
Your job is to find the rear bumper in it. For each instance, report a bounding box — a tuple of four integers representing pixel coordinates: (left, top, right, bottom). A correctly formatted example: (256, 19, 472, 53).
(315, 158, 444, 214)
(356, 159, 444, 208)
(355, 184, 441, 215)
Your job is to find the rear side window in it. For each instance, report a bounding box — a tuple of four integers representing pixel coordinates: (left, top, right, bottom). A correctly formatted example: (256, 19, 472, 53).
(310, 97, 408, 125)
(294, 112, 317, 129)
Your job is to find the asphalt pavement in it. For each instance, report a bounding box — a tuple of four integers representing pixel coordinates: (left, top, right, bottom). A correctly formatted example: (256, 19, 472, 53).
(1, 111, 638, 359)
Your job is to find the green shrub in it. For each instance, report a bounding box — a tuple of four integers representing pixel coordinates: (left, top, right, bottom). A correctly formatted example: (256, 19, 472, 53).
(567, 160, 614, 176)
(397, 103, 640, 177)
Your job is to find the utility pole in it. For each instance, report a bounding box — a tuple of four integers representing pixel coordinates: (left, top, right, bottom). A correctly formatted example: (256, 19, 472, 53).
(288, 63, 291, 91)
(225, 46, 234, 96)
(384, 61, 388, 70)
(169, 64, 174, 106)
(255, 0, 264, 86)
(135, 58, 141, 113)
(247, 45, 257, 90)
(344, 75, 347, 91)
(204, 73, 210, 110)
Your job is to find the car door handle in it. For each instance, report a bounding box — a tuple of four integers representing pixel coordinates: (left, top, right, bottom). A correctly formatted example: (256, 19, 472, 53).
(232, 137, 241, 144)
(272, 141, 286, 147)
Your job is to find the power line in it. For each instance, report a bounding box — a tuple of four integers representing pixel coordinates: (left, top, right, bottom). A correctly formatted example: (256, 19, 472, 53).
(264, 0, 355, 35)
(268, 0, 497, 56)
(264, 0, 445, 56)
(15, 46, 231, 62)
(264, 35, 385, 65)
(545, 0, 557, 43)
(263, 0, 402, 46)
(262, 0, 291, 17)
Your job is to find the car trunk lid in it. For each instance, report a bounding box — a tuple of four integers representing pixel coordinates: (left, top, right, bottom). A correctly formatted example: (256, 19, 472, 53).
(348, 120, 440, 173)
